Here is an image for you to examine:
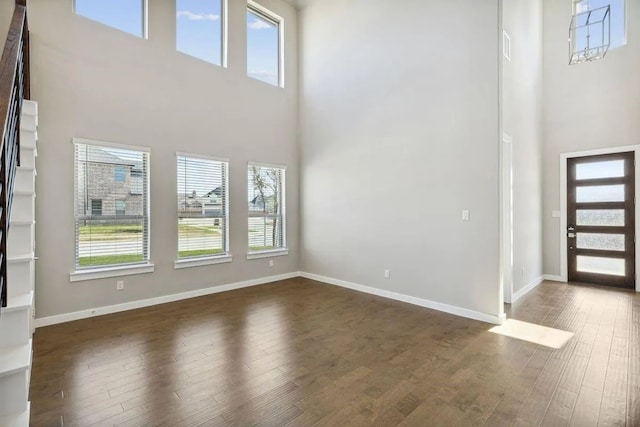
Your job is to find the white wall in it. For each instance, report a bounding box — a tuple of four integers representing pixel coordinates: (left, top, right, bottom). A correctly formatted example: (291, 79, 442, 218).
(501, 0, 544, 296)
(542, 0, 640, 276)
(24, 0, 299, 318)
(299, 0, 502, 319)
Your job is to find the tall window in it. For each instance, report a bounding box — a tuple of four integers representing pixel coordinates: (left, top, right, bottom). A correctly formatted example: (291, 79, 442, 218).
(573, 0, 626, 48)
(248, 164, 285, 253)
(246, 2, 282, 87)
(176, 0, 225, 66)
(74, 0, 146, 38)
(74, 140, 150, 269)
(177, 154, 229, 259)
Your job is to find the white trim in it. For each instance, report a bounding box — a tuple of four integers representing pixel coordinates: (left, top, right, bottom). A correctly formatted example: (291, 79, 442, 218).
(559, 144, 640, 292)
(176, 152, 229, 163)
(248, 161, 288, 171)
(247, 0, 285, 88)
(72, 137, 151, 153)
(501, 133, 514, 305)
(36, 272, 301, 328)
(247, 249, 288, 260)
(174, 255, 233, 269)
(543, 274, 564, 282)
(70, 263, 155, 282)
(300, 272, 505, 325)
(511, 276, 544, 303)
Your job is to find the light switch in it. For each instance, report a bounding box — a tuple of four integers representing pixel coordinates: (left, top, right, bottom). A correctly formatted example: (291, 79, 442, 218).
(462, 210, 470, 221)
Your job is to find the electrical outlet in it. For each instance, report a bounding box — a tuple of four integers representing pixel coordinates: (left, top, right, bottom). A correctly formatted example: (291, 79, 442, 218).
(384, 269, 390, 279)
(462, 210, 470, 221)
(116, 280, 124, 291)
(269, 260, 274, 267)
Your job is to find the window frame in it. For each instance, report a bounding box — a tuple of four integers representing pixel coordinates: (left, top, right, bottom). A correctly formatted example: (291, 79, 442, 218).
(175, 0, 228, 67)
(246, 1, 285, 88)
(572, 0, 627, 49)
(71, 138, 153, 282)
(175, 152, 232, 269)
(247, 162, 287, 259)
(72, 0, 149, 39)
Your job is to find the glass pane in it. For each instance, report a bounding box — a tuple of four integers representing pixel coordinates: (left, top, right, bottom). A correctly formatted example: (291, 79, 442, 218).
(576, 209, 624, 226)
(75, 0, 144, 37)
(77, 219, 145, 267)
(249, 217, 282, 251)
(577, 256, 625, 276)
(576, 185, 624, 203)
(575, 160, 624, 180)
(176, 0, 222, 66)
(576, 233, 624, 251)
(575, 0, 626, 48)
(247, 9, 279, 86)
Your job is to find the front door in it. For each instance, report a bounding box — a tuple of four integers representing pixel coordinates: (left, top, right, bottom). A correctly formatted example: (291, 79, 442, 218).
(567, 152, 635, 289)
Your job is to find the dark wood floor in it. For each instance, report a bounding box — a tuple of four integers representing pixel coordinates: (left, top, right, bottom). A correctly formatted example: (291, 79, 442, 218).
(30, 278, 640, 426)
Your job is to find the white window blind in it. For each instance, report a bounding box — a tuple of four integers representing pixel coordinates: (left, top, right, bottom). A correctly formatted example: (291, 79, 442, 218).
(177, 155, 229, 259)
(248, 164, 285, 252)
(74, 142, 150, 269)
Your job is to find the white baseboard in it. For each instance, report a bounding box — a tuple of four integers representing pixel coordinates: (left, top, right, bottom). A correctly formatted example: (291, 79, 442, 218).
(300, 272, 504, 325)
(35, 272, 301, 328)
(542, 274, 565, 282)
(511, 276, 544, 303)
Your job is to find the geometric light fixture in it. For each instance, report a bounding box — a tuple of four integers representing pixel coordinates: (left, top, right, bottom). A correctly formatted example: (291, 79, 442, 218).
(569, 4, 611, 65)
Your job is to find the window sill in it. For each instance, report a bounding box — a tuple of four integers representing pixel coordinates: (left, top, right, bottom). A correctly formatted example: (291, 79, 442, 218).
(70, 263, 155, 282)
(246, 249, 289, 260)
(174, 255, 233, 270)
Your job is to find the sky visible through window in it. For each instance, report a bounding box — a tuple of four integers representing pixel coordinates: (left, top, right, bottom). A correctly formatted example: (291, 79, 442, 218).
(247, 9, 280, 86)
(176, 0, 222, 65)
(75, 0, 143, 37)
(574, 0, 625, 49)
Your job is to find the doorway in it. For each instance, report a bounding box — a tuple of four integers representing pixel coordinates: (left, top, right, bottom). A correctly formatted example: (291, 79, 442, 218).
(566, 152, 635, 289)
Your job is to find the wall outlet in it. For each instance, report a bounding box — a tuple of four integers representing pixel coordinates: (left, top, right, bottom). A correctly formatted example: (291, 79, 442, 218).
(462, 210, 470, 221)
(269, 260, 274, 267)
(384, 269, 390, 279)
(116, 280, 124, 291)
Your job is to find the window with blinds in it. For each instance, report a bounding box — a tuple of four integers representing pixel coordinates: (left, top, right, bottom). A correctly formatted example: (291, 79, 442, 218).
(177, 154, 229, 259)
(248, 164, 285, 252)
(74, 141, 150, 269)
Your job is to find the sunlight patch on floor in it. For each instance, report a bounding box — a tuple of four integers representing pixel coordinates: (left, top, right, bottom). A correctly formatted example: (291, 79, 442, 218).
(489, 319, 574, 349)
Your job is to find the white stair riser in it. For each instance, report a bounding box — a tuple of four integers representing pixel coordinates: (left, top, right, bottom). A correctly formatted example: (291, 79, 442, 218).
(0, 309, 31, 347)
(8, 223, 34, 257)
(0, 370, 28, 417)
(9, 195, 34, 224)
(18, 146, 36, 169)
(18, 115, 36, 133)
(18, 129, 36, 150)
(7, 260, 34, 298)
(13, 169, 34, 194)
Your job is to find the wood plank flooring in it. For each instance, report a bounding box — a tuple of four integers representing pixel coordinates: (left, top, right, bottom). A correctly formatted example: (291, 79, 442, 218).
(29, 278, 640, 426)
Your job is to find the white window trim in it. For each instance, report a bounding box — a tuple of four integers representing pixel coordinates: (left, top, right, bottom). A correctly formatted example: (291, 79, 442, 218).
(175, 254, 233, 269)
(72, 0, 149, 40)
(246, 249, 288, 260)
(70, 263, 154, 282)
(247, 162, 287, 256)
(247, 0, 285, 88)
(72, 138, 152, 275)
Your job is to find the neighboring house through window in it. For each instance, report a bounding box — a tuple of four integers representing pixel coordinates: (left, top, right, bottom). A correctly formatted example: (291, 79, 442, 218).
(247, 163, 286, 253)
(74, 139, 150, 269)
(114, 166, 126, 183)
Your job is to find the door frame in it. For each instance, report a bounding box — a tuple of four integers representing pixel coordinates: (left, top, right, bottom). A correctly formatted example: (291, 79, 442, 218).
(501, 133, 514, 304)
(560, 144, 640, 292)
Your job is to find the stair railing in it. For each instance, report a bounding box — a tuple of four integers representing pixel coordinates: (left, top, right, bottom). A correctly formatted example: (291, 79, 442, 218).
(0, 0, 30, 309)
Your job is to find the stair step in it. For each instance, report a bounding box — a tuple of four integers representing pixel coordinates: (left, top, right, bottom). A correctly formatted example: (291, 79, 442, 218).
(0, 402, 30, 427)
(0, 292, 33, 348)
(18, 129, 36, 150)
(4, 293, 33, 313)
(0, 341, 31, 379)
(8, 222, 34, 258)
(9, 193, 34, 223)
(13, 168, 35, 194)
(7, 255, 34, 298)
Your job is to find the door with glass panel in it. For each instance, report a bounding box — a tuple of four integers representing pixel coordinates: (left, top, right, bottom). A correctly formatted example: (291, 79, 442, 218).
(567, 152, 635, 289)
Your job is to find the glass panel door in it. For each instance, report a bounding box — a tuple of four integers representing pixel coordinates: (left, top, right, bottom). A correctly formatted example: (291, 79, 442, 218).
(567, 152, 635, 289)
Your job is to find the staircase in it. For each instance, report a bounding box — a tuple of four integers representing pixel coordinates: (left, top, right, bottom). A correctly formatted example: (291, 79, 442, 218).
(0, 100, 36, 426)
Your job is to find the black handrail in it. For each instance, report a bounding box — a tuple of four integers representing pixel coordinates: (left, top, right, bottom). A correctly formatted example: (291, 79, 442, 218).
(0, 1, 30, 309)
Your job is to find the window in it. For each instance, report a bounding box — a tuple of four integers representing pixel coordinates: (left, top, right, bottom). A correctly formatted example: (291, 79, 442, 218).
(91, 199, 103, 216)
(177, 154, 229, 260)
(114, 166, 126, 182)
(74, 0, 146, 38)
(130, 169, 143, 195)
(573, 0, 626, 48)
(246, 2, 282, 87)
(176, 0, 225, 66)
(248, 164, 285, 253)
(115, 200, 126, 216)
(74, 140, 150, 270)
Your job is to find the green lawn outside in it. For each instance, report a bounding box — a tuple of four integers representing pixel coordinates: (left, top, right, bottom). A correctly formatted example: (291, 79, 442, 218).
(78, 223, 221, 242)
(78, 253, 144, 267)
(178, 248, 225, 258)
